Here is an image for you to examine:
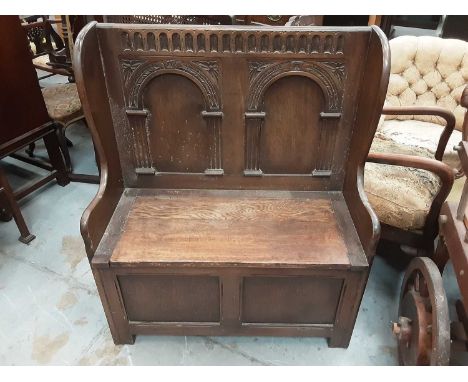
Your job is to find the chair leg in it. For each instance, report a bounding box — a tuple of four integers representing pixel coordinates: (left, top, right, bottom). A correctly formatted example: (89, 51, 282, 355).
(55, 125, 73, 173)
(433, 236, 450, 273)
(43, 127, 70, 187)
(25, 142, 36, 157)
(0, 169, 35, 244)
(0, 192, 13, 222)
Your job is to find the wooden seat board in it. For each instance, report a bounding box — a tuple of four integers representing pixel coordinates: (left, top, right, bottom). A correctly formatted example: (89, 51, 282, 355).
(109, 190, 360, 267)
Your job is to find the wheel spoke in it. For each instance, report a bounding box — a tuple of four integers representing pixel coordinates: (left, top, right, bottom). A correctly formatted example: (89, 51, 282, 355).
(414, 271, 420, 292)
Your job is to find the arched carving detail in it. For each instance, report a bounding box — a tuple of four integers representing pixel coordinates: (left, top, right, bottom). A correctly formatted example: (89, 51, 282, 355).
(121, 59, 221, 110)
(247, 60, 345, 112)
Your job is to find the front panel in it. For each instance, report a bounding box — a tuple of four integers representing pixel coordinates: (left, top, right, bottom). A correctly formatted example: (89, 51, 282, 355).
(241, 276, 343, 324)
(112, 268, 349, 335)
(118, 274, 221, 322)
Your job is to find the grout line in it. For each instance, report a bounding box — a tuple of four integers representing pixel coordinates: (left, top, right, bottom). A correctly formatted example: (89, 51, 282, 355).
(5, 254, 97, 294)
(78, 325, 108, 357)
(204, 337, 274, 366)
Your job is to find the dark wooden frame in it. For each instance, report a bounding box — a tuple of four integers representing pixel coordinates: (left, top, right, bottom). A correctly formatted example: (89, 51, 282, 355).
(0, 16, 70, 243)
(21, 16, 64, 57)
(75, 22, 390, 347)
(434, 140, 468, 353)
(367, 89, 467, 255)
(0, 122, 69, 242)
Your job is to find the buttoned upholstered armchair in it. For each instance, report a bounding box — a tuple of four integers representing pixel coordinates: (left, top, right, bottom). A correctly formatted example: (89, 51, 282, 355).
(365, 35, 468, 256)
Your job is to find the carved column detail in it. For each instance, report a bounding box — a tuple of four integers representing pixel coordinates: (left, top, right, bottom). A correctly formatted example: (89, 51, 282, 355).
(312, 112, 341, 177)
(126, 109, 155, 174)
(244, 112, 265, 176)
(202, 111, 224, 175)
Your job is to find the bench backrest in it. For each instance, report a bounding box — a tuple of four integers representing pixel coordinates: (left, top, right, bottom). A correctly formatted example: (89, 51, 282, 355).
(75, 24, 389, 192)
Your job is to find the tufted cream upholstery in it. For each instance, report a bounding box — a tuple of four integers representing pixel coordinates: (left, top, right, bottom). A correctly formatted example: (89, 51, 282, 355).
(365, 36, 467, 232)
(385, 36, 468, 131)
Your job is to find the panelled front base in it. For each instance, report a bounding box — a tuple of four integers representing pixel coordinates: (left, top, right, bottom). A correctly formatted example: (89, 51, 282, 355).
(92, 264, 368, 348)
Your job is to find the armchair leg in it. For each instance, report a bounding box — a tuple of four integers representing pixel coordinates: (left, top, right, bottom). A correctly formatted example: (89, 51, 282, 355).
(55, 125, 73, 173)
(433, 237, 450, 273)
(455, 167, 465, 180)
(43, 127, 69, 187)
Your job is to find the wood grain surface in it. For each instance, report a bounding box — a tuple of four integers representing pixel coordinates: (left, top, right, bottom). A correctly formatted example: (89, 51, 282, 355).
(111, 192, 352, 266)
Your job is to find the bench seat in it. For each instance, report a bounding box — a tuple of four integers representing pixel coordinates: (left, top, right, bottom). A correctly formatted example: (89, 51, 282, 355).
(96, 189, 367, 269)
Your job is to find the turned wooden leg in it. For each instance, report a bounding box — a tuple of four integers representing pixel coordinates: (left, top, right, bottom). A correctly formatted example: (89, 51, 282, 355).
(43, 127, 69, 187)
(0, 168, 35, 244)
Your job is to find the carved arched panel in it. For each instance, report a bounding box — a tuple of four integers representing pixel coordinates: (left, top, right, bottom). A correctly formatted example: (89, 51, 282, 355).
(259, 76, 324, 174)
(120, 58, 223, 175)
(244, 60, 345, 177)
(144, 74, 211, 173)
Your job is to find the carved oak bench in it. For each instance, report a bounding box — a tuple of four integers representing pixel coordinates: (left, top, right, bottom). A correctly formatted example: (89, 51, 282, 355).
(74, 23, 389, 347)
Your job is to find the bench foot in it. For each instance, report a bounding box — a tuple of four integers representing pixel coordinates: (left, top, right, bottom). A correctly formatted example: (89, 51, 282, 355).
(328, 331, 352, 348)
(111, 333, 136, 346)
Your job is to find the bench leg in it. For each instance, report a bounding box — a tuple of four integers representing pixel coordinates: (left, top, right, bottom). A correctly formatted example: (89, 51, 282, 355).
(93, 268, 135, 345)
(0, 169, 35, 244)
(328, 329, 353, 348)
(328, 271, 368, 348)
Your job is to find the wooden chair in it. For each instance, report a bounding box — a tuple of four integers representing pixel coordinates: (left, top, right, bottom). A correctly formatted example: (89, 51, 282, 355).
(75, 23, 389, 347)
(0, 16, 69, 243)
(20, 15, 74, 80)
(364, 36, 468, 256)
(40, 84, 84, 168)
(103, 15, 233, 25)
(20, 15, 64, 56)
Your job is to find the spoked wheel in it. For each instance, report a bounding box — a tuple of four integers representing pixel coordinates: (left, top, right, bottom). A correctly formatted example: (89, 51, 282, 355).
(392, 257, 451, 365)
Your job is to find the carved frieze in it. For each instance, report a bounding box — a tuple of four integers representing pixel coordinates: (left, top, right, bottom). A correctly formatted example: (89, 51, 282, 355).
(120, 30, 346, 56)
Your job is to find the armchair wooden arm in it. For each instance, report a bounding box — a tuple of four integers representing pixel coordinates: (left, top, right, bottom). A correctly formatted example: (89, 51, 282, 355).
(367, 152, 454, 239)
(382, 106, 456, 161)
(461, 86, 468, 141)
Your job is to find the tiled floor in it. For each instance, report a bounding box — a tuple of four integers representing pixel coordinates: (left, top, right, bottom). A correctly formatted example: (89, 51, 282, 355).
(0, 72, 465, 365)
